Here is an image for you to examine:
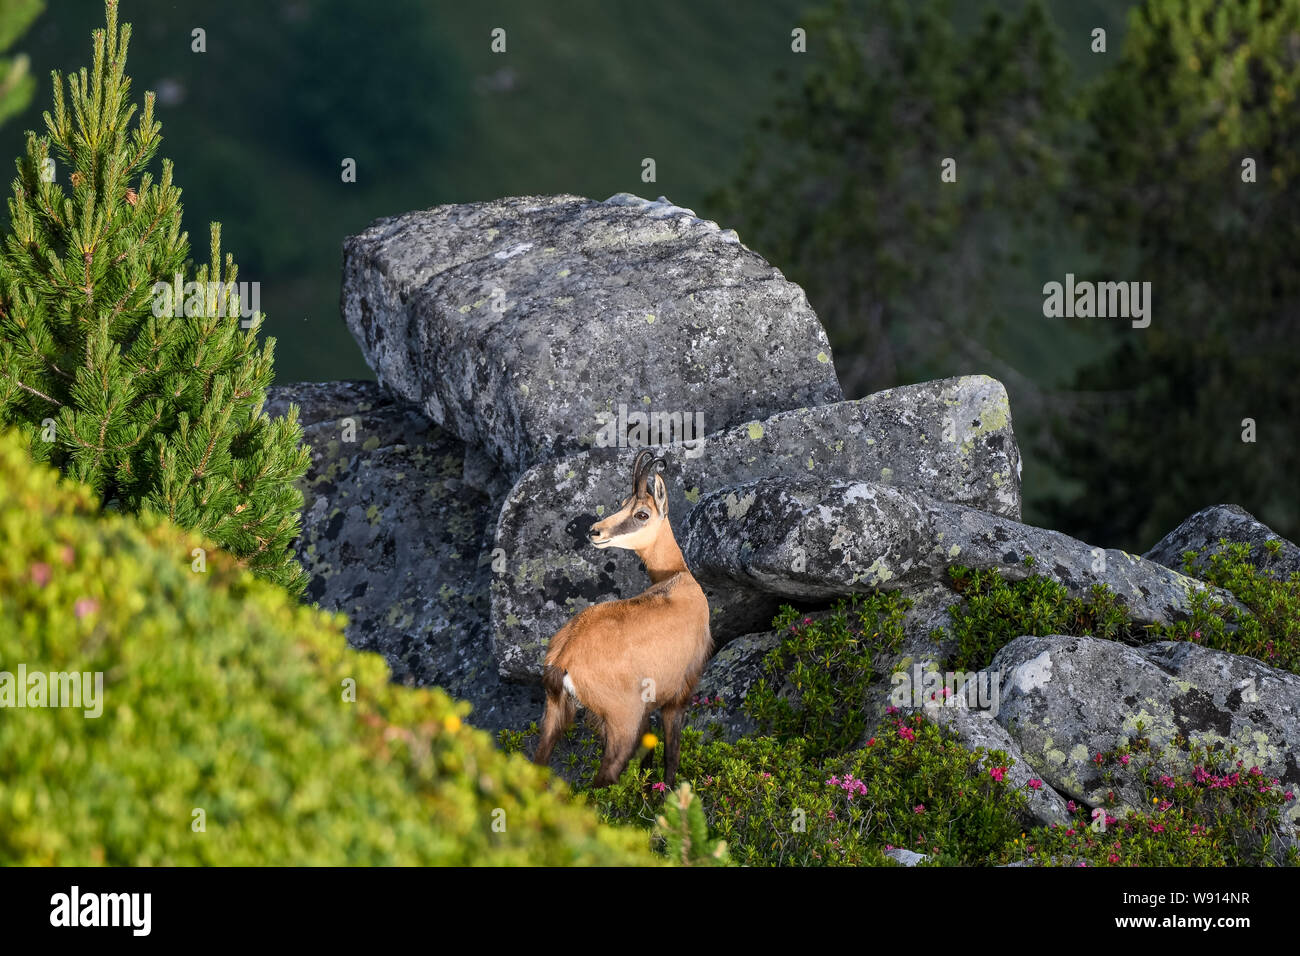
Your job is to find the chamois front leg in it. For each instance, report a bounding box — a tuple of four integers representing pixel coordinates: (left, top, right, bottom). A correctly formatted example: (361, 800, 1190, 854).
(660, 701, 686, 789)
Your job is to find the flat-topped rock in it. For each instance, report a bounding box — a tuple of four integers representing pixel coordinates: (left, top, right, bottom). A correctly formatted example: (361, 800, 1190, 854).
(341, 192, 843, 480)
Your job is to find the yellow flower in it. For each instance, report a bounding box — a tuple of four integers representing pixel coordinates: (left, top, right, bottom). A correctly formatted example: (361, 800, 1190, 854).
(443, 714, 461, 733)
(642, 733, 659, 750)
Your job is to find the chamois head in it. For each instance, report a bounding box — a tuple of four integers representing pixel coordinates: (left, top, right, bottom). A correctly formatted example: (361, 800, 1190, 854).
(588, 449, 669, 551)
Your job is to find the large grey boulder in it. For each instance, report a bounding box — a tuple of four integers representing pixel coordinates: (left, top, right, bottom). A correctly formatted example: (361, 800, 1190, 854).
(682, 474, 1236, 626)
(990, 634, 1300, 829)
(489, 374, 1021, 680)
(341, 192, 843, 480)
(1145, 504, 1300, 579)
(266, 381, 540, 734)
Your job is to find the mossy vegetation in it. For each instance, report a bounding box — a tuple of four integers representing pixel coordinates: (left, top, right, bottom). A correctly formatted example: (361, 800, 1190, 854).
(744, 595, 907, 761)
(0, 429, 657, 865)
(939, 544, 1300, 677)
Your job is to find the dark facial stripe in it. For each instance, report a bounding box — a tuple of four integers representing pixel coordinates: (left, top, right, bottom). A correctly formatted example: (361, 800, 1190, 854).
(601, 496, 659, 537)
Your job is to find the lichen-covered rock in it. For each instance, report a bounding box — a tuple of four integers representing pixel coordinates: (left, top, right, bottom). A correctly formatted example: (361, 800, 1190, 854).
(490, 374, 1021, 680)
(687, 631, 781, 741)
(267, 381, 540, 733)
(682, 474, 1236, 628)
(1145, 504, 1300, 579)
(989, 634, 1300, 828)
(341, 192, 844, 480)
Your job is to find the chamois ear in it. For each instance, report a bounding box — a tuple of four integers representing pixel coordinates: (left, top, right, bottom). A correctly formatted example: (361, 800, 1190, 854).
(651, 460, 668, 516)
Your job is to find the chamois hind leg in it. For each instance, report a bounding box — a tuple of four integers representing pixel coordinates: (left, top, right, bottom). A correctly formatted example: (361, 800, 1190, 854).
(661, 701, 687, 789)
(533, 668, 575, 768)
(591, 707, 641, 788)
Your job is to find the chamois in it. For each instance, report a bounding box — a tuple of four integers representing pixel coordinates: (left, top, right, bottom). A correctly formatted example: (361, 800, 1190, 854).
(532, 449, 712, 788)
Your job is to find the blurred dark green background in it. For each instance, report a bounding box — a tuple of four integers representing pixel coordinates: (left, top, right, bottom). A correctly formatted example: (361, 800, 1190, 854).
(4, 0, 1297, 552)
(0, 0, 1128, 384)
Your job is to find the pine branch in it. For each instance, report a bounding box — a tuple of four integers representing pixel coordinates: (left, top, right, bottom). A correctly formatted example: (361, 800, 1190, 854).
(0, 371, 60, 406)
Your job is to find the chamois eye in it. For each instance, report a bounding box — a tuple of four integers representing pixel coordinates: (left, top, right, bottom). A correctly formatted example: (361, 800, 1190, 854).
(635, 511, 649, 521)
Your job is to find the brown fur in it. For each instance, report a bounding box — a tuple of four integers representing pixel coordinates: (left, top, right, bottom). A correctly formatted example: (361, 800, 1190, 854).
(532, 451, 712, 788)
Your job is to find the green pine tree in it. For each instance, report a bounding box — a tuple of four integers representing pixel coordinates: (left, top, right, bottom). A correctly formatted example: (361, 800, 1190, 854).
(655, 782, 731, 866)
(0, 0, 309, 593)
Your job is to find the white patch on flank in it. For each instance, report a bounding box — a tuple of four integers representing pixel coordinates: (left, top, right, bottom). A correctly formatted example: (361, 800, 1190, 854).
(562, 671, 581, 704)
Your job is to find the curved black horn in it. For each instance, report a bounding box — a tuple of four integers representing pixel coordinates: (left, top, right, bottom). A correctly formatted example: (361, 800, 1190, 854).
(643, 455, 667, 496)
(631, 449, 655, 492)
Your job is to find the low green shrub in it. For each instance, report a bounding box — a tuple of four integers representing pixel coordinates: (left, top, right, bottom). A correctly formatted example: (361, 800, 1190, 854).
(940, 545, 1300, 677)
(943, 564, 1139, 671)
(0, 429, 656, 865)
(1160, 541, 1300, 674)
(1008, 730, 1298, 867)
(744, 594, 907, 760)
(587, 712, 1031, 866)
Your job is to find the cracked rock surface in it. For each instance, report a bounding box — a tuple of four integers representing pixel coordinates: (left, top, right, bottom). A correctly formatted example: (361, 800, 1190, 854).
(341, 192, 843, 481)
